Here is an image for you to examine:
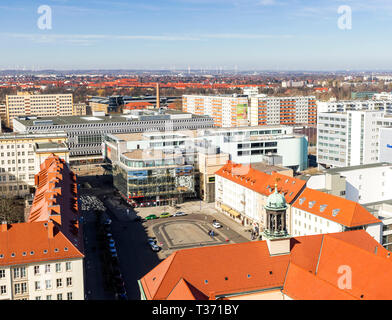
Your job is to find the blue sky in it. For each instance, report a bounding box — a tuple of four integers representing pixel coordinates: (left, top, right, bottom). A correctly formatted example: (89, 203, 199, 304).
(0, 0, 392, 70)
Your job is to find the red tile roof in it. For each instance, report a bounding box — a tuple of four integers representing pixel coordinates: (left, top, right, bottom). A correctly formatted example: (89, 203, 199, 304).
(0, 155, 84, 266)
(140, 230, 391, 300)
(0, 221, 83, 266)
(215, 161, 306, 204)
(292, 188, 381, 228)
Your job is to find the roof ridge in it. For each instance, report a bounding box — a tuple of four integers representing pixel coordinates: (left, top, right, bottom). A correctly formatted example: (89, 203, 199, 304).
(324, 232, 391, 263)
(150, 251, 179, 299)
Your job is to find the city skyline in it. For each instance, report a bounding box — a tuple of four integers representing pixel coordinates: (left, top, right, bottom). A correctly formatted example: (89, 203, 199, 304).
(1, 0, 392, 70)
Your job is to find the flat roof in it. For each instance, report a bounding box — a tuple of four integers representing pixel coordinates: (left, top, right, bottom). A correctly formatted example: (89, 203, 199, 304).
(324, 162, 392, 174)
(14, 111, 210, 126)
(122, 149, 184, 160)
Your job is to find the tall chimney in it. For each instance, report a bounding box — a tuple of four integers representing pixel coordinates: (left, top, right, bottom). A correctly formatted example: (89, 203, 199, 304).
(1, 221, 8, 232)
(156, 83, 160, 109)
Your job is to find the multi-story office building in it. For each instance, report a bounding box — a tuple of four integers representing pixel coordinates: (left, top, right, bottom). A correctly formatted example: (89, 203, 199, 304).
(0, 132, 69, 197)
(5, 93, 73, 128)
(0, 155, 84, 300)
(111, 149, 196, 207)
(249, 95, 317, 126)
(317, 110, 391, 168)
(183, 94, 250, 127)
(13, 109, 214, 165)
(203, 126, 308, 172)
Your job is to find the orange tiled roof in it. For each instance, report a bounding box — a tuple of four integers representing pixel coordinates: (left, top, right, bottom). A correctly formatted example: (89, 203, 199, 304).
(215, 161, 306, 204)
(292, 188, 381, 228)
(27, 155, 83, 253)
(140, 230, 391, 300)
(0, 221, 83, 266)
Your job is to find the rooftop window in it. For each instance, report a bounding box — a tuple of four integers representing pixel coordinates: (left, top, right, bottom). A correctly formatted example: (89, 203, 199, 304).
(332, 209, 340, 217)
(309, 201, 316, 209)
(320, 205, 328, 213)
(299, 197, 306, 205)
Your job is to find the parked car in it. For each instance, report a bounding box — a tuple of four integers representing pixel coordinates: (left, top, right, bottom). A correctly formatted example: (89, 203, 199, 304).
(104, 218, 112, 225)
(147, 238, 156, 246)
(108, 239, 116, 248)
(150, 243, 161, 252)
(212, 221, 223, 229)
(173, 212, 186, 217)
(159, 212, 172, 218)
(145, 214, 158, 220)
(109, 247, 118, 257)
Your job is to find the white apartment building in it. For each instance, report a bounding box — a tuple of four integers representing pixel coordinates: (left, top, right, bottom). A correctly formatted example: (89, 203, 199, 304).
(0, 221, 84, 301)
(317, 99, 392, 114)
(5, 93, 73, 127)
(214, 161, 306, 230)
(183, 94, 250, 128)
(0, 132, 69, 197)
(317, 110, 388, 168)
(291, 188, 383, 244)
(249, 95, 317, 126)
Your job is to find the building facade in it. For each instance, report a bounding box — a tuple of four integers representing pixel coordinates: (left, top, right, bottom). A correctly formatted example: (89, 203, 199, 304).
(183, 94, 250, 128)
(13, 109, 214, 165)
(249, 95, 317, 126)
(0, 155, 84, 300)
(6, 93, 73, 128)
(317, 110, 391, 168)
(0, 132, 69, 197)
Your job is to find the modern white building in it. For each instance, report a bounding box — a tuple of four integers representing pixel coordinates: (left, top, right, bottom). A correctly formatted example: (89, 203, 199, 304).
(317, 99, 392, 115)
(379, 127, 392, 162)
(317, 110, 391, 168)
(104, 125, 309, 173)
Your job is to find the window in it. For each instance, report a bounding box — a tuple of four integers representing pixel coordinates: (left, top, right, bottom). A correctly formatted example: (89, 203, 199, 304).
(56, 263, 61, 273)
(56, 279, 62, 288)
(46, 295, 52, 300)
(66, 277, 72, 287)
(14, 283, 21, 295)
(34, 266, 40, 275)
(35, 296, 41, 300)
(45, 264, 51, 273)
(0, 270, 5, 278)
(65, 262, 72, 271)
(35, 281, 41, 291)
(57, 293, 63, 300)
(0, 285, 6, 295)
(21, 283, 27, 294)
(67, 292, 73, 300)
(45, 280, 52, 289)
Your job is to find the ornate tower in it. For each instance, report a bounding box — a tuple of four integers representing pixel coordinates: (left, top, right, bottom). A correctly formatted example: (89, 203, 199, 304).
(262, 184, 291, 255)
